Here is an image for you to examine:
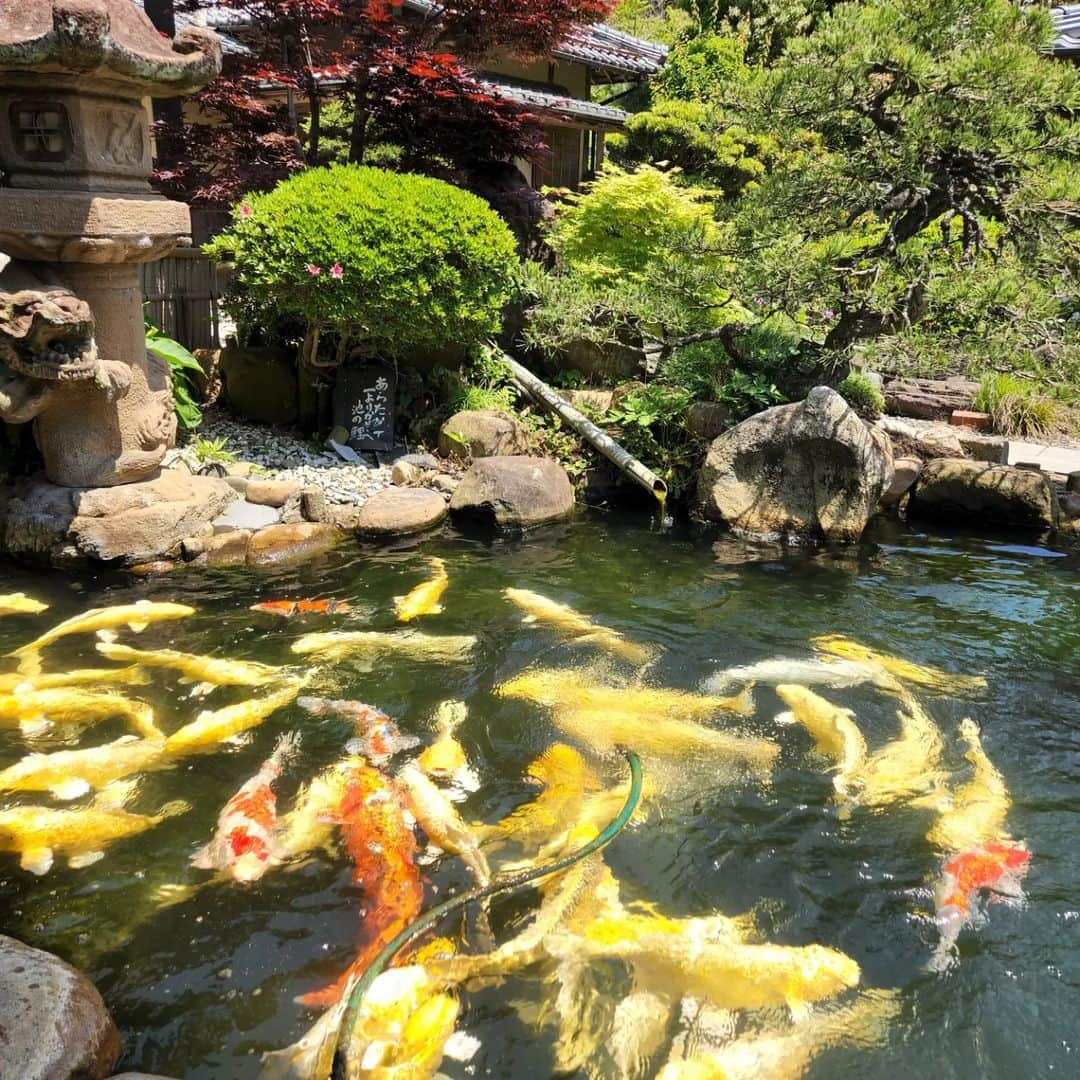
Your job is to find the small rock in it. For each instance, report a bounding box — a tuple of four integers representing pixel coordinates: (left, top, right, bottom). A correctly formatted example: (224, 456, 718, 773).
(1061, 492, 1080, 520)
(225, 475, 249, 495)
(180, 535, 207, 561)
(438, 409, 530, 460)
(880, 456, 922, 508)
(300, 487, 327, 522)
(324, 504, 365, 530)
(949, 410, 992, 431)
(226, 461, 253, 478)
(1067, 471, 1080, 494)
(0, 934, 121, 1080)
(883, 376, 978, 421)
(213, 500, 281, 534)
(196, 530, 253, 567)
(561, 388, 615, 413)
(129, 560, 178, 575)
(356, 487, 448, 538)
(878, 416, 964, 459)
(1014, 461, 1043, 472)
(247, 523, 342, 566)
(908, 458, 1057, 530)
(450, 456, 575, 530)
(397, 452, 441, 471)
(246, 479, 302, 508)
(392, 461, 422, 486)
(685, 401, 733, 442)
(280, 492, 305, 524)
(954, 430, 1007, 464)
(428, 474, 460, 496)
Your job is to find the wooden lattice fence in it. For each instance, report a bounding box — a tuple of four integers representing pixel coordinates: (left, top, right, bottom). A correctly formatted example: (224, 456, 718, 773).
(140, 247, 223, 351)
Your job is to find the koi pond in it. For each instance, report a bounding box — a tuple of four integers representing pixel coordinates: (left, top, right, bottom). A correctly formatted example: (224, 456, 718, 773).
(1, 513, 1078, 1079)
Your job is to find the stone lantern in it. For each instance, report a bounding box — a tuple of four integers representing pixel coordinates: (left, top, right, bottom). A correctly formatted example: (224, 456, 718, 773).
(0, 0, 221, 487)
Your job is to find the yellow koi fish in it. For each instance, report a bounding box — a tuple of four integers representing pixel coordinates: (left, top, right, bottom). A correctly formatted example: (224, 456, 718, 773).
(551, 705, 777, 779)
(398, 762, 490, 886)
(844, 693, 945, 810)
(274, 754, 363, 860)
(291, 630, 477, 664)
(497, 668, 755, 720)
(472, 743, 603, 849)
(0, 593, 48, 616)
(416, 700, 477, 793)
(164, 681, 302, 755)
(504, 587, 654, 665)
(812, 635, 987, 696)
(95, 641, 277, 688)
(0, 687, 162, 738)
(658, 989, 900, 1080)
(774, 684, 867, 797)
(925, 718, 1012, 852)
(395, 557, 449, 623)
(0, 665, 150, 694)
(0, 797, 189, 875)
(0, 735, 169, 800)
(9, 600, 196, 657)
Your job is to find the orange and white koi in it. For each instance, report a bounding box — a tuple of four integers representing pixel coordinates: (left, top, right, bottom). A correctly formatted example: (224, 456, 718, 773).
(931, 841, 1031, 967)
(296, 696, 419, 767)
(191, 732, 301, 883)
(250, 598, 352, 617)
(298, 760, 424, 1009)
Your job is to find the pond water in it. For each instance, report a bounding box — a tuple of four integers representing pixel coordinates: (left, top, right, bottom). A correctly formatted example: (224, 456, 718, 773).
(1, 513, 1078, 1079)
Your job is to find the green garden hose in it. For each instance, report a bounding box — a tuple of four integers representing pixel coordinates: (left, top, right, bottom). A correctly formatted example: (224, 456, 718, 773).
(332, 748, 643, 1074)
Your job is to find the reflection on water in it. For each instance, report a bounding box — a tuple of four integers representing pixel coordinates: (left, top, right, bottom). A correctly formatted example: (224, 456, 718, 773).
(1, 513, 1078, 1079)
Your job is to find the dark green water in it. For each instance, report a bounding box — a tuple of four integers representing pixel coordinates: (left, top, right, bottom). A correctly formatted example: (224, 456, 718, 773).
(1, 512, 1077, 1079)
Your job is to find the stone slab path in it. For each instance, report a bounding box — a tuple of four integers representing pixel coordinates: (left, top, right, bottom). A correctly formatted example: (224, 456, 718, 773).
(1006, 440, 1080, 477)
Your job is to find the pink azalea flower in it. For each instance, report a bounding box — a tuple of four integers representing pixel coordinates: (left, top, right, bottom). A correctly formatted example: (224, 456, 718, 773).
(330, 263, 344, 280)
(824, 308, 836, 320)
(240, 204, 252, 218)
(306, 264, 322, 276)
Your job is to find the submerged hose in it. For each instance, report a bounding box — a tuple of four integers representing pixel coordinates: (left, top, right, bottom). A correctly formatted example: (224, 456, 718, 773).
(332, 748, 643, 1074)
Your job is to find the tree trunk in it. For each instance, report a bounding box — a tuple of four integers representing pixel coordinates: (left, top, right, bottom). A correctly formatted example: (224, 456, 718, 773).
(348, 78, 371, 165)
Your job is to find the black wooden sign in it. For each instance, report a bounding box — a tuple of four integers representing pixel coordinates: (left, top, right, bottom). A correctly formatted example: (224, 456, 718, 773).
(333, 363, 396, 452)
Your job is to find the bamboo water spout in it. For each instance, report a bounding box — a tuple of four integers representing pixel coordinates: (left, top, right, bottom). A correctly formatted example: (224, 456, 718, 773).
(500, 353, 669, 514)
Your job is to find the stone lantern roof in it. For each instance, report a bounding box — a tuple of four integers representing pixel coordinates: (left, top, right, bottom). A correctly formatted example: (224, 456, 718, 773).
(0, 0, 221, 93)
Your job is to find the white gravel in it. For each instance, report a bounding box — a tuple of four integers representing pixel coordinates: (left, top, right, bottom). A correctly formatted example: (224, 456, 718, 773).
(185, 408, 395, 505)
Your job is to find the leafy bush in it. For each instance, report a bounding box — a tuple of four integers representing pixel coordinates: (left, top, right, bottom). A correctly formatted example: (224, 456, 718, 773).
(145, 322, 204, 431)
(608, 103, 778, 194)
(973, 373, 1063, 438)
(652, 34, 751, 105)
(607, 384, 698, 497)
(207, 165, 518, 363)
(836, 372, 885, 420)
(545, 164, 723, 284)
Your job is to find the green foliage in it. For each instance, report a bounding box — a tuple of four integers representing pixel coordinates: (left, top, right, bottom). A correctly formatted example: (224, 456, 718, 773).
(609, 0, 693, 45)
(715, 368, 786, 418)
(545, 164, 723, 284)
(207, 165, 518, 362)
(145, 322, 203, 431)
(607, 384, 698, 497)
(608, 102, 779, 194)
(836, 371, 886, 419)
(652, 34, 750, 105)
(191, 436, 238, 466)
(972, 373, 1063, 437)
(302, 101, 404, 170)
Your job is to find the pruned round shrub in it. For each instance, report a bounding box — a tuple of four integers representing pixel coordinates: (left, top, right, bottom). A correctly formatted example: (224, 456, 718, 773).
(207, 165, 518, 360)
(836, 372, 885, 420)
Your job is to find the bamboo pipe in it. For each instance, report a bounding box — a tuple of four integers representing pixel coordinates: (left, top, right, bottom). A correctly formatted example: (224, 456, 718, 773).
(500, 352, 669, 509)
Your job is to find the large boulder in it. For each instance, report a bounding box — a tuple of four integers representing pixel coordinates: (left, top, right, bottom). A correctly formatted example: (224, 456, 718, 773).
(0, 934, 120, 1080)
(438, 409, 530, 460)
(883, 376, 978, 421)
(355, 487, 447, 538)
(0, 471, 236, 566)
(219, 343, 298, 426)
(450, 456, 574, 529)
(907, 458, 1057, 530)
(695, 386, 893, 544)
(246, 522, 342, 565)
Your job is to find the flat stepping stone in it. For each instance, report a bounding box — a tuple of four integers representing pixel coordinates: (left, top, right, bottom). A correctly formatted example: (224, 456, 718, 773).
(356, 487, 447, 537)
(213, 499, 280, 533)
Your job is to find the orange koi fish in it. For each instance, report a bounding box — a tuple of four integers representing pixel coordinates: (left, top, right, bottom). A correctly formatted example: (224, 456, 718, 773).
(250, 599, 351, 617)
(296, 697, 420, 767)
(298, 759, 424, 1009)
(931, 841, 1031, 966)
(190, 732, 300, 882)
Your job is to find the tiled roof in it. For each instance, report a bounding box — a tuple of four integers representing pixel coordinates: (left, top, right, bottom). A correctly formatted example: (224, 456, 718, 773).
(1051, 5, 1080, 56)
(481, 79, 629, 128)
(130, 2, 250, 54)
(554, 22, 668, 75)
